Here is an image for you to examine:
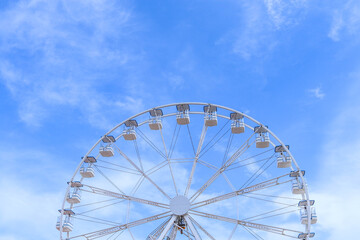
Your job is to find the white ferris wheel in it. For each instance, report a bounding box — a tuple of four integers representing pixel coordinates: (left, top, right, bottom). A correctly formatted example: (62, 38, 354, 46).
(57, 102, 317, 240)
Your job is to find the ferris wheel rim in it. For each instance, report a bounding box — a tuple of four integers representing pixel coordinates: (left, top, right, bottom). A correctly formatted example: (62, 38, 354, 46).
(59, 102, 314, 240)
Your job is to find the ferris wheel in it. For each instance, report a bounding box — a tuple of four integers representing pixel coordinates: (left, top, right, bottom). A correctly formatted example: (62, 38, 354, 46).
(57, 102, 316, 240)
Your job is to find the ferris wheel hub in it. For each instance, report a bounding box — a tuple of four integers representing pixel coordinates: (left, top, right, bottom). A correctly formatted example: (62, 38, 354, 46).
(169, 195, 191, 216)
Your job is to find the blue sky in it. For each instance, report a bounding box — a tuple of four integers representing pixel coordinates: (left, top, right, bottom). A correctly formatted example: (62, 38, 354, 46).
(0, 0, 360, 239)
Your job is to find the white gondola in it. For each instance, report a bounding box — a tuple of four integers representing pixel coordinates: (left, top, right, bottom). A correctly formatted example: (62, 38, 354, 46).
(292, 180, 305, 194)
(99, 146, 114, 157)
(123, 120, 138, 140)
(80, 166, 95, 178)
(56, 209, 75, 232)
(277, 156, 292, 168)
(56, 216, 73, 232)
(99, 135, 115, 157)
(230, 112, 245, 134)
(149, 118, 162, 130)
(204, 105, 217, 127)
(298, 232, 315, 239)
(275, 145, 291, 168)
(176, 104, 190, 125)
(300, 207, 317, 224)
(255, 133, 270, 148)
(254, 126, 270, 148)
(66, 188, 81, 204)
(123, 128, 136, 140)
(149, 109, 163, 130)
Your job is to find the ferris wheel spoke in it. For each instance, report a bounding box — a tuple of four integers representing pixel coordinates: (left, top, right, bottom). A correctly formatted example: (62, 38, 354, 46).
(185, 124, 208, 196)
(222, 131, 234, 166)
(94, 164, 141, 175)
(241, 225, 264, 240)
(168, 121, 181, 159)
(159, 127, 179, 196)
(189, 210, 302, 238)
(184, 215, 202, 240)
(156, 215, 177, 240)
(136, 128, 167, 159)
(133, 139, 144, 171)
(93, 165, 125, 195)
(68, 211, 172, 240)
(113, 144, 171, 200)
(199, 128, 231, 159)
(187, 215, 216, 240)
(198, 119, 230, 157)
(242, 204, 298, 221)
(76, 199, 126, 215)
(97, 159, 140, 174)
(228, 224, 238, 240)
(145, 159, 169, 176)
(240, 153, 276, 189)
(196, 160, 237, 192)
(74, 214, 121, 226)
(186, 124, 196, 155)
(191, 173, 290, 209)
(239, 194, 297, 206)
(244, 208, 299, 222)
(227, 148, 274, 169)
(189, 132, 256, 202)
(169, 224, 178, 239)
(147, 216, 173, 239)
(81, 184, 170, 209)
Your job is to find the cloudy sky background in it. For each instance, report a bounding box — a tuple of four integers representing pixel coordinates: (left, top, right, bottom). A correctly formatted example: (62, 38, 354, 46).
(0, 0, 360, 239)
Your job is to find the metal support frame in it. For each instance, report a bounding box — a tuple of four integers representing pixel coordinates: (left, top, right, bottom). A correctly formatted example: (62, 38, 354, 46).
(68, 212, 171, 239)
(81, 184, 169, 209)
(59, 102, 313, 240)
(184, 215, 202, 240)
(156, 215, 177, 240)
(191, 210, 302, 238)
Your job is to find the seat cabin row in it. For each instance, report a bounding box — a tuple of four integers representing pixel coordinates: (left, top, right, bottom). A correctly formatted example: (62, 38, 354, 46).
(118, 105, 271, 151)
(56, 209, 75, 232)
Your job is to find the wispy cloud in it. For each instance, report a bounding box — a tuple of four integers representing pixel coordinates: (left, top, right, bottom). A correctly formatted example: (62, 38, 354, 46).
(328, 0, 360, 41)
(311, 75, 360, 238)
(264, 0, 308, 29)
(219, 1, 308, 61)
(308, 87, 325, 99)
(0, 0, 144, 129)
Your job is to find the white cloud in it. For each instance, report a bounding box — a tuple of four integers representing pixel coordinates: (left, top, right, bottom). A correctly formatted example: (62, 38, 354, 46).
(0, 0, 144, 129)
(311, 77, 360, 238)
(308, 87, 325, 99)
(220, 1, 308, 60)
(264, 0, 308, 29)
(0, 145, 69, 239)
(0, 176, 62, 239)
(328, 0, 360, 41)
